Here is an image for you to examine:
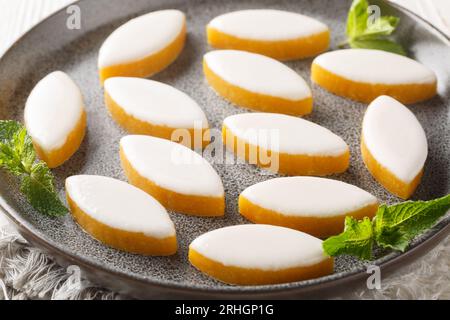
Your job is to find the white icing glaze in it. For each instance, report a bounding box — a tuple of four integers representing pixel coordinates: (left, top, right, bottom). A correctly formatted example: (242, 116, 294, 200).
(208, 9, 328, 41)
(204, 50, 311, 101)
(24, 71, 85, 151)
(104, 77, 208, 128)
(120, 135, 224, 197)
(313, 49, 437, 85)
(98, 10, 185, 68)
(66, 175, 175, 238)
(190, 224, 327, 270)
(241, 177, 377, 217)
(362, 95, 428, 183)
(224, 113, 348, 156)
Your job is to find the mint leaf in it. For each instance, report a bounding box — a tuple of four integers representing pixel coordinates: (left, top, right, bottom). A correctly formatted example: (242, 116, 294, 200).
(0, 120, 68, 217)
(324, 195, 450, 260)
(323, 216, 374, 260)
(20, 174, 68, 217)
(0, 121, 27, 175)
(350, 38, 406, 55)
(375, 195, 450, 251)
(29, 162, 57, 192)
(0, 121, 35, 170)
(0, 143, 23, 176)
(0, 120, 22, 142)
(360, 16, 399, 38)
(344, 0, 406, 55)
(346, 0, 368, 39)
(20, 162, 68, 217)
(15, 128, 35, 170)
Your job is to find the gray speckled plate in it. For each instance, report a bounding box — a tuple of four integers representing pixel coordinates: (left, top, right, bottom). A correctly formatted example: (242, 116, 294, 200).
(0, 0, 449, 299)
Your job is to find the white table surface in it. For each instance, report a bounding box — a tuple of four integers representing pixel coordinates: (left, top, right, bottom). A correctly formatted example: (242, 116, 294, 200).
(0, 0, 449, 299)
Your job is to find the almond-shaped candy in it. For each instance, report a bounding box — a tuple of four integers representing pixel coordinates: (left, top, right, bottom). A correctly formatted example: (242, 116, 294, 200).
(189, 224, 333, 285)
(361, 95, 428, 199)
(104, 77, 209, 148)
(239, 177, 378, 238)
(204, 50, 313, 116)
(222, 113, 349, 175)
(120, 135, 224, 216)
(24, 71, 86, 168)
(207, 9, 329, 60)
(66, 175, 177, 255)
(98, 10, 186, 83)
(311, 49, 437, 103)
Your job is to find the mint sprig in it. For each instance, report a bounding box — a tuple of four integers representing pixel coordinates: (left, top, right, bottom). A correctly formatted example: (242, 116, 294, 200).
(323, 216, 374, 260)
(0, 120, 68, 217)
(343, 0, 406, 55)
(375, 196, 450, 251)
(323, 195, 450, 260)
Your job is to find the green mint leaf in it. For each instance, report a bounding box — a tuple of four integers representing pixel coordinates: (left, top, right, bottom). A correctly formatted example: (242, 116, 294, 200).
(375, 195, 450, 251)
(29, 161, 57, 192)
(0, 121, 28, 175)
(0, 120, 68, 217)
(344, 0, 405, 55)
(20, 162, 68, 217)
(323, 216, 374, 260)
(360, 16, 399, 38)
(0, 120, 22, 142)
(349, 38, 406, 55)
(12, 127, 36, 171)
(0, 143, 24, 176)
(346, 0, 369, 39)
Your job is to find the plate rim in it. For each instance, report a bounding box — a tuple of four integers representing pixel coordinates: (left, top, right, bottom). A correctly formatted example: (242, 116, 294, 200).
(0, 0, 449, 297)
(1, 197, 449, 296)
